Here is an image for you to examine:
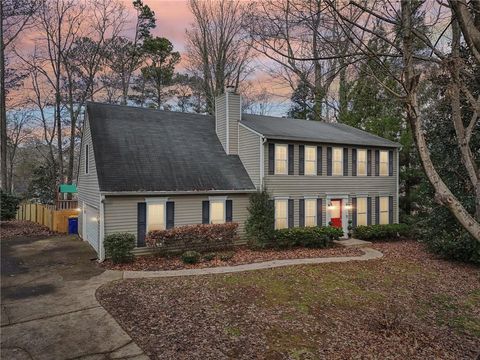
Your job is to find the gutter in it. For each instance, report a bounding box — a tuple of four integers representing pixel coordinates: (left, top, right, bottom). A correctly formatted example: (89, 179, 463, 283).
(100, 189, 258, 196)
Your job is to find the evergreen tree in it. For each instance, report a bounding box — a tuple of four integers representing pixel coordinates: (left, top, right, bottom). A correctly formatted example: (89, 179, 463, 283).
(287, 79, 313, 120)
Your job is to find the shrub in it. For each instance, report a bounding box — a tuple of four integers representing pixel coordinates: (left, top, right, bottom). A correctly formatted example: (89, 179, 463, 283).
(182, 251, 201, 264)
(353, 224, 410, 241)
(1, 190, 20, 221)
(104, 233, 135, 263)
(218, 251, 235, 261)
(146, 223, 238, 254)
(203, 252, 216, 261)
(422, 230, 480, 264)
(273, 226, 342, 249)
(245, 190, 275, 249)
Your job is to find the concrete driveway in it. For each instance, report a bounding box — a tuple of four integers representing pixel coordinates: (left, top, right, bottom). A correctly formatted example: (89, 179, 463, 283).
(1, 233, 148, 360)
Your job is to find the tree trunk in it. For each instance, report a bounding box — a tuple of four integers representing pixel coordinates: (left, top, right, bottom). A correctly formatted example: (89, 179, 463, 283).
(401, 0, 480, 241)
(0, 1, 8, 192)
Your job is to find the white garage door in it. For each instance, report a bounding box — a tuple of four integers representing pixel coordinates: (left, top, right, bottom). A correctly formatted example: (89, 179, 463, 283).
(84, 205, 99, 253)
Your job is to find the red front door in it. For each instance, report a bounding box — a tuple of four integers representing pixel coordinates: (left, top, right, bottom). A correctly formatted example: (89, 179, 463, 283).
(330, 199, 342, 228)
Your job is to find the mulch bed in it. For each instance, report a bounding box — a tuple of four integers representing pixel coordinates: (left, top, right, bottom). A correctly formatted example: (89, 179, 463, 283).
(97, 240, 480, 360)
(0, 220, 54, 239)
(101, 245, 363, 271)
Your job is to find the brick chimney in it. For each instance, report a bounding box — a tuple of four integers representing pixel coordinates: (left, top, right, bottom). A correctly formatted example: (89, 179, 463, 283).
(215, 86, 241, 155)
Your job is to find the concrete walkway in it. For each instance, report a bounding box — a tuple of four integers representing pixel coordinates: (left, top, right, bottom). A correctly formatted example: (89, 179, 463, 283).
(1, 234, 146, 360)
(123, 247, 383, 279)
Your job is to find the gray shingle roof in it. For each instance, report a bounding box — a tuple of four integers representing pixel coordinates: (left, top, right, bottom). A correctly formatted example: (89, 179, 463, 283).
(87, 102, 255, 192)
(241, 114, 401, 148)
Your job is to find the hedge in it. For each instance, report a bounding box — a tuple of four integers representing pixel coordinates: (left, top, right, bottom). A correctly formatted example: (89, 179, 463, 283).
(104, 233, 135, 263)
(353, 224, 410, 241)
(146, 223, 238, 254)
(272, 226, 343, 249)
(1, 190, 20, 221)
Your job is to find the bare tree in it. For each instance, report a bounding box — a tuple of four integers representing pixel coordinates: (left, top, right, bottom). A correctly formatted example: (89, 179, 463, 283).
(186, 0, 252, 114)
(1, 0, 38, 191)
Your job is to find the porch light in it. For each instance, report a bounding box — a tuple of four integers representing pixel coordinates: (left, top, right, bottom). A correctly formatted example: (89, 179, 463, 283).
(345, 202, 352, 210)
(327, 201, 334, 209)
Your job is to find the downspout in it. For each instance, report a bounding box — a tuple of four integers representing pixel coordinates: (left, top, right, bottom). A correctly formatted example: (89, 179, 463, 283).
(396, 147, 401, 223)
(260, 136, 267, 189)
(99, 195, 105, 262)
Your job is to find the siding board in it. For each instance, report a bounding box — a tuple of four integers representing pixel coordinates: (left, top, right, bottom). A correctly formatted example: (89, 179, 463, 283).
(238, 125, 261, 188)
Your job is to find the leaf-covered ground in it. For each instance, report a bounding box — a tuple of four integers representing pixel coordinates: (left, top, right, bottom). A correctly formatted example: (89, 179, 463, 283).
(97, 241, 480, 360)
(0, 220, 54, 239)
(101, 246, 362, 271)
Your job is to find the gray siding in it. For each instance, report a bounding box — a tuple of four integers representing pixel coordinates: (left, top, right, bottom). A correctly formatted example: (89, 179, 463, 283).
(215, 95, 227, 152)
(77, 116, 101, 238)
(228, 94, 241, 154)
(238, 125, 262, 188)
(264, 141, 399, 226)
(104, 193, 250, 245)
(215, 92, 241, 155)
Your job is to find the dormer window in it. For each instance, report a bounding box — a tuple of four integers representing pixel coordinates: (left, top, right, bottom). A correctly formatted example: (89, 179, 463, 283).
(275, 144, 288, 175)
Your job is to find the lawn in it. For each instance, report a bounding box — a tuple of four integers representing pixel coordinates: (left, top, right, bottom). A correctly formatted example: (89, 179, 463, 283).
(97, 241, 480, 360)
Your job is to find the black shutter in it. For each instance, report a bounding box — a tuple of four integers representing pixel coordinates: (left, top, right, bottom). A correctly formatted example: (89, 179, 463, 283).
(367, 197, 372, 225)
(288, 199, 294, 228)
(367, 149, 372, 176)
(317, 146, 322, 175)
(375, 196, 380, 224)
(288, 144, 294, 175)
(352, 197, 357, 227)
(375, 150, 380, 176)
(299, 145, 305, 175)
(226, 200, 233, 222)
(268, 143, 275, 175)
(327, 147, 332, 176)
(352, 149, 357, 176)
(202, 200, 210, 224)
(343, 148, 348, 176)
(389, 196, 393, 224)
(299, 199, 305, 227)
(137, 202, 146, 247)
(166, 201, 174, 229)
(317, 198, 323, 226)
(389, 150, 394, 176)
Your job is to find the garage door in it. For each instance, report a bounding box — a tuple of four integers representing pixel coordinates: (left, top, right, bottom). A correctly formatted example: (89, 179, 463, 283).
(85, 205, 99, 253)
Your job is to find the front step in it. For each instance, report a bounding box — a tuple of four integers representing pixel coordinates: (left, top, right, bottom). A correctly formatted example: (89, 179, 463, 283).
(334, 238, 372, 248)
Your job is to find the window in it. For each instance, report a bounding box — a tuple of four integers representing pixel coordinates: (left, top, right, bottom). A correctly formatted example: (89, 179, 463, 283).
(333, 147, 343, 175)
(275, 199, 288, 229)
(305, 198, 317, 226)
(357, 197, 367, 226)
(275, 144, 288, 174)
(85, 144, 89, 174)
(357, 149, 367, 176)
(147, 202, 165, 231)
(210, 199, 225, 224)
(379, 196, 389, 224)
(305, 146, 317, 175)
(379, 150, 389, 176)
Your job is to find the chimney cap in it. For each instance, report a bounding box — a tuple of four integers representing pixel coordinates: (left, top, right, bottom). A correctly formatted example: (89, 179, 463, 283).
(225, 85, 235, 93)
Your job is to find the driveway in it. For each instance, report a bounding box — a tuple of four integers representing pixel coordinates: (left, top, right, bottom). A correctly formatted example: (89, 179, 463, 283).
(1, 233, 148, 360)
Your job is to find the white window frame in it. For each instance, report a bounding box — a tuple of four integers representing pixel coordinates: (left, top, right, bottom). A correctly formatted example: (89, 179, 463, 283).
(357, 149, 367, 176)
(379, 196, 389, 224)
(379, 150, 389, 176)
(275, 144, 288, 175)
(85, 144, 89, 174)
(333, 147, 343, 176)
(209, 196, 226, 224)
(304, 198, 317, 227)
(304, 145, 317, 176)
(274, 198, 289, 229)
(356, 197, 367, 226)
(145, 198, 167, 232)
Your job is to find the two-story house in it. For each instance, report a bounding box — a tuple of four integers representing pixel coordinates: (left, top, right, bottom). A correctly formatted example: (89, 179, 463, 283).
(77, 87, 400, 260)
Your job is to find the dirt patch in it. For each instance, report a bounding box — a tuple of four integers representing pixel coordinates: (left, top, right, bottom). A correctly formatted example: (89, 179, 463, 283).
(101, 245, 363, 271)
(97, 240, 480, 360)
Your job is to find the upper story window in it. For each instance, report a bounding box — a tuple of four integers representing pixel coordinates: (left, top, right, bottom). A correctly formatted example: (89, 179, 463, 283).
(333, 147, 343, 176)
(210, 198, 226, 224)
(275, 144, 288, 175)
(379, 150, 389, 176)
(275, 199, 288, 229)
(305, 198, 317, 226)
(147, 201, 166, 232)
(379, 196, 389, 224)
(357, 149, 367, 176)
(305, 146, 317, 175)
(357, 197, 367, 226)
(85, 144, 89, 174)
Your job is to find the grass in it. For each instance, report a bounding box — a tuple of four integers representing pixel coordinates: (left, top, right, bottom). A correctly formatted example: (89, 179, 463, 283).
(97, 241, 480, 359)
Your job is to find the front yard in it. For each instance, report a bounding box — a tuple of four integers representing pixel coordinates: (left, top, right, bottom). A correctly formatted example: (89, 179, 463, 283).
(97, 241, 480, 359)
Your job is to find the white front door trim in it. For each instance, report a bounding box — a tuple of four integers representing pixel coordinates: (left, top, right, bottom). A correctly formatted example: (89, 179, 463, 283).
(325, 194, 350, 238)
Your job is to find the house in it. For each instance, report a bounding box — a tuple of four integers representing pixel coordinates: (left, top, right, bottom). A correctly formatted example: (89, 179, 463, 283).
(77, 87, 400, 260)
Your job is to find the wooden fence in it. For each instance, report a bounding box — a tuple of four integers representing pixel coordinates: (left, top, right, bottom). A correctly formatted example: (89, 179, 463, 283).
(16, 203, 80, 233)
